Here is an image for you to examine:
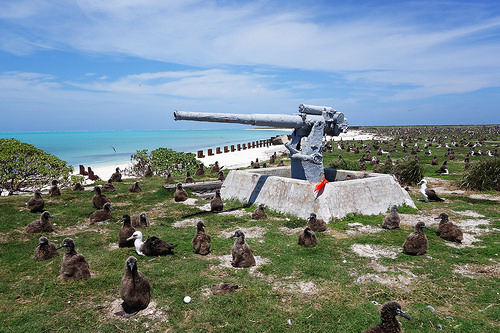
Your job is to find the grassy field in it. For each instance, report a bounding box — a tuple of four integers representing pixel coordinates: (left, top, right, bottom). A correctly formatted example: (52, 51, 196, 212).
(0, 126, 499, 332)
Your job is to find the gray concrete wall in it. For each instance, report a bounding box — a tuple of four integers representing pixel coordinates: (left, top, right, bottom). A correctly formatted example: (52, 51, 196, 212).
(220, 167, 416, 222)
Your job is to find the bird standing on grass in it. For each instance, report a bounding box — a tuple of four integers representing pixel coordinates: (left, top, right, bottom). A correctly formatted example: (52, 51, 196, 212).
(382, 205, 400, 230)
(192, 221, 211, 255)
(92, 186, 111, 209)
(174, 183, 188, 202)
(25, 211, 54, 233)
(210, 190, 224, 212)
(363, 301, 410, 333)
(298, 227, 318, 247)
(403, 222, 430, 255)
(435, 213, 463, 243)
(57, 238, 91, 281)
(118, 215, 136, 248)
(418, 179, 444, 202)
(230, 229, 256, 268)
(34, 236, 59, 261)
(27, 190, 44, 213)
(118, 256, 151, 315)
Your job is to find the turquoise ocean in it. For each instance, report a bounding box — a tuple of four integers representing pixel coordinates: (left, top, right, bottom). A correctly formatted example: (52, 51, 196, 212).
(0, 129, 289, 169)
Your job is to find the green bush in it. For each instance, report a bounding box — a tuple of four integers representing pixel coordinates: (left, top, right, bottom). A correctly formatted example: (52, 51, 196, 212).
(392, 158, 423, 186)
(0, 138, 72, 194)
(328, 159, 360, 171)
(126, 148, 198, 176)
(460, 158, 500, 191)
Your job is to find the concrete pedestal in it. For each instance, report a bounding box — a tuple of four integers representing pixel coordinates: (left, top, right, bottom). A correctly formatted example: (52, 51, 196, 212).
(220, 167, 416, 222)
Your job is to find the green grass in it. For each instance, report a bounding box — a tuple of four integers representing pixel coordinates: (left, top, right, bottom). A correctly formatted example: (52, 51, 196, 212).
(0, 126, 499, 332)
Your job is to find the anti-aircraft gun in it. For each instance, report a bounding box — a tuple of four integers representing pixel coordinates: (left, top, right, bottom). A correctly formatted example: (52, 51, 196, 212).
(173, 104, 348, 182)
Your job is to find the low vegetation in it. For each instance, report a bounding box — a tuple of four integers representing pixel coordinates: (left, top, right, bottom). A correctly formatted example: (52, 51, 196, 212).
(0, 125, 498, 332)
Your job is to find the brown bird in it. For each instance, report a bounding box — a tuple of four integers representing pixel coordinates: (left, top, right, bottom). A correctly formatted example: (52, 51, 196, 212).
(435, 213, 463, 243)
(210, 161, 220, 173)
(217, 171, 225, 181)
(210, 190, 224, 212)
(110, 167, 122, 182)
(174, 183, 188, 202)
(92, 186, 111, 209)
(363, 301, 410, 333)
(57, 238, 91, 281)
(192, 221, 211, 255)
(34, 236, 59, 261)
(298, 227, 318, 247)
(195, 163, 205, 176)
(144, 165, 154, 177)
(382, 205, 400, 230)
(251, 204, 268, 220)
(185, 171, 195, 183)
(127, 231, 178, 256)
(418, 179, 444, 202)
(102, 179, 115, 192)
(27, 190, 44, 213)
(129, 181, 142, 193)
(119, 256, 151, 315)
(431, 155, 439, 165)
(131, 212, 149, 228)
(89, 202, 113, 224)
(72, 182, 84, 191)
(165, 172, 175, 182)
(119, 215, 136, 248)
(308, 213, 327, 232)
(403, 222, 430, 255)
(25, 211, 54, 233)
(230, 229, 256, 268)
(48, 179, 61, 196)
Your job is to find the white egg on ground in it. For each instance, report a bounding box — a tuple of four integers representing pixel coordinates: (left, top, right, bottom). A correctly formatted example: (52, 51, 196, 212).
(183, 296, 191, 303)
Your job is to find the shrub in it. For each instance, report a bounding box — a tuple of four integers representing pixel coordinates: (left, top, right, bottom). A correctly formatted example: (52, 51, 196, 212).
(0, 138, 72, 195)
(460, 159, 500, 191)
(328, 159, 360, 171)
(126, 148, 198, 176)
(392, 158, 423, 186)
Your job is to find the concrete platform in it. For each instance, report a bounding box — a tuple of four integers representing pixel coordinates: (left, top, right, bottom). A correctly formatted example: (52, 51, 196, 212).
(220, 167, 416, 222)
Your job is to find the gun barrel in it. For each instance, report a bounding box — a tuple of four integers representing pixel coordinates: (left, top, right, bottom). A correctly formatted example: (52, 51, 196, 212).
(174, 110, 305, 129)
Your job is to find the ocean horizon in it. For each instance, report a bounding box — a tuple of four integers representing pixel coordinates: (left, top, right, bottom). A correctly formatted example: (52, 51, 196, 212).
(0, 129, 289, 169)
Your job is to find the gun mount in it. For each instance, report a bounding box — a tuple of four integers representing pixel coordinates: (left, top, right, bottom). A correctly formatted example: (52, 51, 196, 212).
(173, 104, 348, 182)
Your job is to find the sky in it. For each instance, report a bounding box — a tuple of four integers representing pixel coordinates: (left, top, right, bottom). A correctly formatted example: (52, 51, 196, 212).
(1, 0, 499, 132)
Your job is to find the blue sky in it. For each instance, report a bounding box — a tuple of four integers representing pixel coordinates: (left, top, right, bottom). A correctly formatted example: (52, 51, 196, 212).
(1, 0, 499, 132)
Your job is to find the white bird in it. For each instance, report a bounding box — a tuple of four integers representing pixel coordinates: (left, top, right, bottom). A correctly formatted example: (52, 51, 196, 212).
(418, 179, 444, 202)
(488, 150, 493, 157)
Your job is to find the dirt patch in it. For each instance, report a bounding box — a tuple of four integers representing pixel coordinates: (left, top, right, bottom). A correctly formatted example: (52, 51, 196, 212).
(457, 219, 490, 234)
(399, 214, 437, 227)
(104, 298, 168, 323)
(454, 263, 500, 279)
(218, 209, 251, 218)
(210, 254, 270, 275)
(351, 244, 399, 259)
(366, 259, 389, 272)
(106, 242, 119, 250)
(346, 223, 382, 235)
(278, 226, 303, 235)
(452, 210, 485, 218)
(272, 280, 318, 295)
(469, 194, 500, 201)
(445, 233, 485, 249)
(325, 229, 349, 239)
(423, 177, 466, 195)
(353, 269, 417, 291)
(219, 226, 266, 239)
(173, 218, 202, 228)
(177, 198, 198, 206)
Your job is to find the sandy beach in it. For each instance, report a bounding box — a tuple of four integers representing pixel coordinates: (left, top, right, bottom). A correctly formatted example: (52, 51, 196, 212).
(77, 130, 380, 181)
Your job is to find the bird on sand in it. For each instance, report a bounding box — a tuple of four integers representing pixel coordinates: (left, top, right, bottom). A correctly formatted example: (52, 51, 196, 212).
(363, 301, 410, 333)
(89, 202, 113, 224)
(435, 161, 449, 174)
(435, 213, 463, 243)
(403, 222, 431, 255)
(48, 179, 61, 196)
(298, 227, 318, 247)
(382, 205, 401, 230)
(57, 238, 91, 281)
(307, 213, 327, 232)
(119, 215, 136, 248)
(129, 181, 142, 193)
(210, 190, 224, 212)
(230, 229, 256, 268)
(131, 212, 149, 228)
(174, 183, 188, 202)
(118, 256, 151, 315)
(27, 190, 44, 213)
(418, 179, 444, 202)
(192, 221, 211, 255)
(92, 186, 111, 209)
(25, 211, 54, 233)
(251, 204, 268, 220)
(34, 236, 59, 261)
(127, 231, 177, 256)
